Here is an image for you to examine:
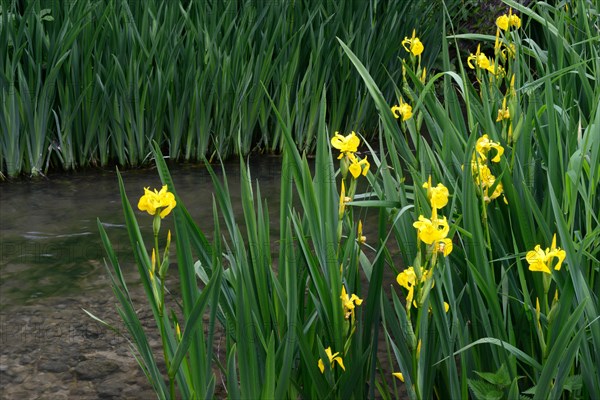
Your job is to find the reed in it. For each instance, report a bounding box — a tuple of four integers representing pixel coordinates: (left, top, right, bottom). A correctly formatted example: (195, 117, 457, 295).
(1, 0, 457, 177)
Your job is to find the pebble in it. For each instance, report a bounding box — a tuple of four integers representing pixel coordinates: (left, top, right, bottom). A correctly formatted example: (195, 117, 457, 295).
(39, 360, 69, 373)
(74, 359, 121, 380)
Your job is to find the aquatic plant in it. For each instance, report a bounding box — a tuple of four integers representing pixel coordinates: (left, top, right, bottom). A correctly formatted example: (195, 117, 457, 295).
(1, 0, 455, 177)
(94, 0, 599, 398)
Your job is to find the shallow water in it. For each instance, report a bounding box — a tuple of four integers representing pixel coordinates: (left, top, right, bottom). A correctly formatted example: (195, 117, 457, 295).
(0, 157, 284, 308)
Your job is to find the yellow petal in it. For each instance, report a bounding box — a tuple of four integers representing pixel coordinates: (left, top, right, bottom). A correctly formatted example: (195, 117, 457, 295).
(467, 54, 476, 69)
(335, 356, 345, 371)
(397, 267, 416, 290)
(509, 14, 521, 28)
(401, 37, 411, 53)
(496, 14, 509, 30)
(324, 347, 334, 361)
(350, 294, 363, 306)
(548, 248, 566, 271)
(348, 162, 361, 179)
(361, 157, 370, 176)
(430, 183, 449, 209)
(392, 372, 405, 382)
(340, 286, 348, 302)
(411, 38, 424, 56)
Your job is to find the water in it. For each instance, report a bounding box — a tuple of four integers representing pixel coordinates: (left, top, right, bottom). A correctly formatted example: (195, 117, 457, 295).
(0, 157, 284, 308)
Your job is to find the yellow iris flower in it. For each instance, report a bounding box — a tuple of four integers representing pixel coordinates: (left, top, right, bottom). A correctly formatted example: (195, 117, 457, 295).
(391, 99, 413, 121)
(422, 176, 449, 210)
(401, 29, 424, 56)
(331, 131, 360, 159)
(475, 134, 504, 163)
(526, 234, 567, 274)
(413, 215, 449, 245)
(396, 266, 432, 308)
(340, 286, 363, 319)
(348, 153, 370, 179)
(471, 163, 504, 202)
(138, 185, 177, 218)
(318, 347, 345, 373)
(467, 45, 505, 77)
(467, 45, 491, 70)
(497, 12, 521, 31)
(496, 15, 510, 31)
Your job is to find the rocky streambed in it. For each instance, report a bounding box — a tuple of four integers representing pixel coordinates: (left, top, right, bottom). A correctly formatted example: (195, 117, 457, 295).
(1, 284, 162, 399)
(1, 273, 230, 399)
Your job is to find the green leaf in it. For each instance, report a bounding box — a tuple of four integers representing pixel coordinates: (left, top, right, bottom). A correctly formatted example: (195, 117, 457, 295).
(474, 363, 511, 387)
(168, 264, 222, 377)
(439, 338, 542, 371)
(468, 379, 503, 400)
(260, 334, 276, 399)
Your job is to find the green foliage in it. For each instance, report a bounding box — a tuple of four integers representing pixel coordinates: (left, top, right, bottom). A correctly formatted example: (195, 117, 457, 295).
(468, 364, 515, 400)
(1, 0, 457, 177)
(94, 0, 599, 398)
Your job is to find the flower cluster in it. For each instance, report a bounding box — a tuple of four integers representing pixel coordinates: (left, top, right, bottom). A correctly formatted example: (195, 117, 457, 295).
(396, 178, 452, 312)
(331, 131, 370, 179)
(526, 234, 566, 275)
(468, 10, 521, 79)
(391, 30, 425, 123)
(470, 135, 507, 204)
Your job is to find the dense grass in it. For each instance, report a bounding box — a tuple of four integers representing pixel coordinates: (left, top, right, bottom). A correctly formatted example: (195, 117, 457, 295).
(1, 0, 460, 177)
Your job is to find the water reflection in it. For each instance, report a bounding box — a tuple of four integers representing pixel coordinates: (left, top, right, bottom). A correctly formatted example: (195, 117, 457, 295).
(0, 156, 284, 308)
